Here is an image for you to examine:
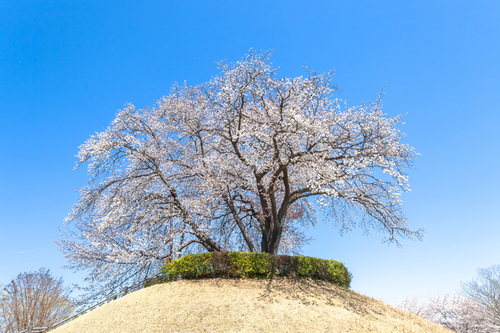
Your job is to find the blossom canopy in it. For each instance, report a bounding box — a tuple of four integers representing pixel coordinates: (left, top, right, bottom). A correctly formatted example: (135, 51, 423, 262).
(58, 50, 423, 300)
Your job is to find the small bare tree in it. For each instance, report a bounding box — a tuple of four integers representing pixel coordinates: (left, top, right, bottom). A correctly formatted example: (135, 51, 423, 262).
(0, 283, 8, 333)
(0, 268, 73, 333)
(462, 265, 500, 332)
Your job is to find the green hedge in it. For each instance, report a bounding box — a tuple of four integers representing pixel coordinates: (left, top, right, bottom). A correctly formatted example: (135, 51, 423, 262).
(159, 252, 352, 288)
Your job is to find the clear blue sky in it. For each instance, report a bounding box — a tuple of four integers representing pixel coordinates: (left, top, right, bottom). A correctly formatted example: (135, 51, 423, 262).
(1, 1, 499, 306)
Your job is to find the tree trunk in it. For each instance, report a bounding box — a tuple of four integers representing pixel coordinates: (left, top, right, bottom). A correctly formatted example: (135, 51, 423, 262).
(261, 215, 287, 255)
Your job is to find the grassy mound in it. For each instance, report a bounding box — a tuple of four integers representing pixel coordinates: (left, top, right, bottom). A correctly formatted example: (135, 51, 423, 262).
(50, 278, 452, 333)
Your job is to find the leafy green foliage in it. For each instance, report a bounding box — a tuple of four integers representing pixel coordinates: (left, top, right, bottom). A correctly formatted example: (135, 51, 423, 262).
(160, 252, 352, 288)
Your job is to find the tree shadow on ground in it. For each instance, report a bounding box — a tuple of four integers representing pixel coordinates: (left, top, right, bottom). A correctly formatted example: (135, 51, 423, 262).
(257, 277, 386, 318)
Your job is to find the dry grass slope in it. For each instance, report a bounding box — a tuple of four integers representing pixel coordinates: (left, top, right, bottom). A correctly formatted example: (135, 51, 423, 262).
(51, 278, 451, 333)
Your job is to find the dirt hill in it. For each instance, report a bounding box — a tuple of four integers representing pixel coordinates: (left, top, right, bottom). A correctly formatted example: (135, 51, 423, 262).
(51, 278, 451, 333)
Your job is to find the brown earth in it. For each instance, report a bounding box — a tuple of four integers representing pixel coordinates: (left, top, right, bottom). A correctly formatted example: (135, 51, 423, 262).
(51, 278, 451, 333)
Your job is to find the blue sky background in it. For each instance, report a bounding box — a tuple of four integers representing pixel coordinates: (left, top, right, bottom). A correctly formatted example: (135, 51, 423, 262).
(1, 1, 499, 306)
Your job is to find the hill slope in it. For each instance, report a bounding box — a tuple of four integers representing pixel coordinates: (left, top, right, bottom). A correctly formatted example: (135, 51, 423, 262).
(52, 278, 451, 333)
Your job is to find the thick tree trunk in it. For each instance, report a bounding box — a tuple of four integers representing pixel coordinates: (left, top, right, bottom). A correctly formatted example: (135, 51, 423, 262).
(261, 216, 287, 255)
(261, 237, 268, 253)
(258, 192, 291, 254)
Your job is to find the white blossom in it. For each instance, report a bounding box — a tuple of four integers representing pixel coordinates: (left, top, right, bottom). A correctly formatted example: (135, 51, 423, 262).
(58, 50, 422, 303)
(397, 293, 488, 332)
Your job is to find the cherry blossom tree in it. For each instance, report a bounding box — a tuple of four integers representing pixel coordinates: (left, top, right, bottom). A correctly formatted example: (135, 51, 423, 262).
(425, 294, 484, 332)
(58, 50, 423, 301)
(397, 293, 490, 332)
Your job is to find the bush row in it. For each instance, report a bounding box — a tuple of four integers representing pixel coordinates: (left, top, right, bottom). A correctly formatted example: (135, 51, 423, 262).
(159, 252, 352, 288)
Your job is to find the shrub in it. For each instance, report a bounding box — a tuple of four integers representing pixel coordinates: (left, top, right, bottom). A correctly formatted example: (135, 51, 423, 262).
(160, 252, 352, 288)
